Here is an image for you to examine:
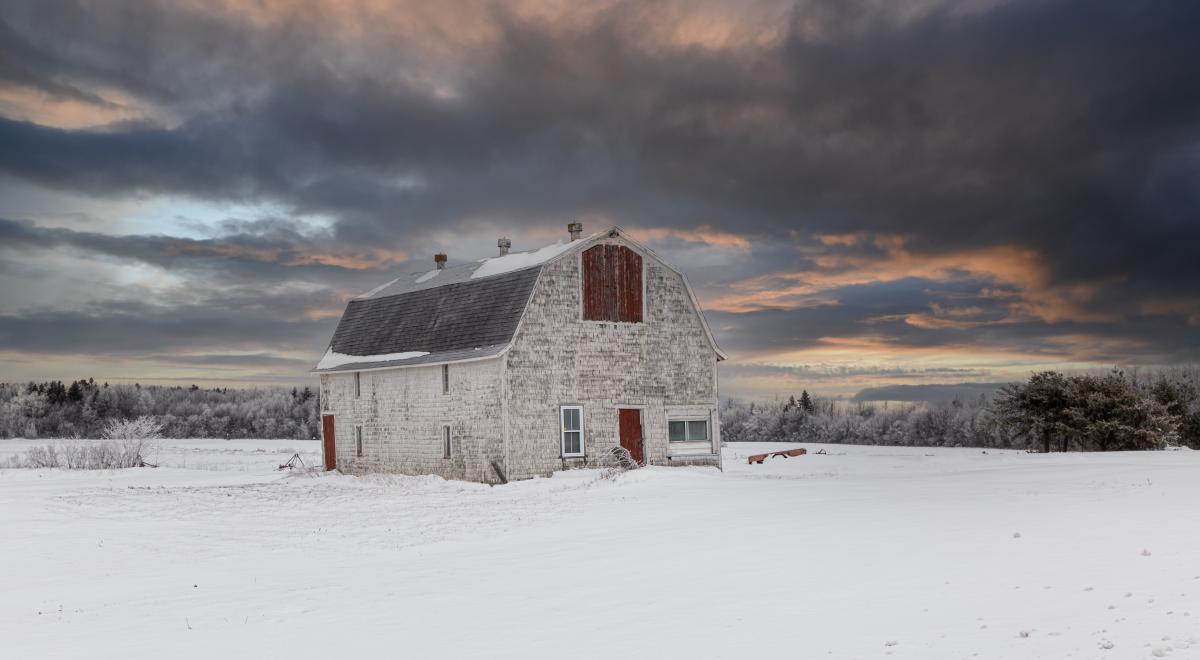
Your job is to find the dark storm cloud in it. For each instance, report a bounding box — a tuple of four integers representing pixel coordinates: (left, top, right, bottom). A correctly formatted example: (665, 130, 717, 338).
(0, 216, 402, 290)
(0, 305, 332, 356)
(3, 0, 1198, 278)
(707, 271, 1200, 366)
(142, 353, 316, 368)
(1, 0, 1199, 389)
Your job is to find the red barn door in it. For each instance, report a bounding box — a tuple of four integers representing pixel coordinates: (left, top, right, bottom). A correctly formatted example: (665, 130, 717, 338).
(582, 245, 642, 323)
(618, 409, 644, 465)
(321, 414, 337, 470)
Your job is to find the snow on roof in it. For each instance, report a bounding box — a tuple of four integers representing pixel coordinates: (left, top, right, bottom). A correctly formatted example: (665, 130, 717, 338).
(359, 276, 401, 298)
(470, 241, 576, 280)
(316, 349, 431, 370)
(359, 237, 586, 300)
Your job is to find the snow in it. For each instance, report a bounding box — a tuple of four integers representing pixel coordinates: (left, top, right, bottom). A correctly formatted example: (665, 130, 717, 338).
(2, 440, 1199, 659)
(358, 276, 400, 298)
(0, 437, 319, 472)
(315, 347, 429, 369)
(414, 269, 440, 284)
(471, 240, 576, 279)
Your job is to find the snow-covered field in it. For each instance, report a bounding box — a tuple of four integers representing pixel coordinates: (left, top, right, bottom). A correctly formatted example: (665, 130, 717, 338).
(1, 440, 1197, 659)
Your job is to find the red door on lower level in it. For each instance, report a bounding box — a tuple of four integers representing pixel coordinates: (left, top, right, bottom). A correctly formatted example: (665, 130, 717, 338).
(321, 414, 337, 470)
(618, 408, 644, 465)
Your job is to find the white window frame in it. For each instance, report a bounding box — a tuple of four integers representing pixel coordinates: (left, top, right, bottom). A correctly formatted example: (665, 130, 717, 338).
(560, 405, 585, 458)
(355, 425, 364, 457)
(668, 417, 710, 443)
(442, 425, 452, 459)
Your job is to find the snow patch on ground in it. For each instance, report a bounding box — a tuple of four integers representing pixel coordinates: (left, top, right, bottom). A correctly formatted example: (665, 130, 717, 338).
(315, 348, 430, 369)
(471, 240, 575, 279)
(2, 440, 1199, 659)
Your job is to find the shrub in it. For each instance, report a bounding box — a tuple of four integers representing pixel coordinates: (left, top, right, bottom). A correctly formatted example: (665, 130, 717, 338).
(5, 416, 164, 469)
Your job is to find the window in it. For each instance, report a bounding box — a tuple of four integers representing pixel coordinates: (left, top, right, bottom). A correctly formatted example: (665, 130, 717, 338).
(560, 406, 584, 457)
(355, 426, 363, 457)
(442, 425, 452, 459)
(669, 419, 709, 442)
(442, 364, 449, 395)
(582, 244, 643, 323)
(354, 372, 361, 398)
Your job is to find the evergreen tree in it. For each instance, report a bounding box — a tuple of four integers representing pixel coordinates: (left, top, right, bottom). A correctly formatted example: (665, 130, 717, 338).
(799, 390, 815, 414)
(46, 381, 68, 405)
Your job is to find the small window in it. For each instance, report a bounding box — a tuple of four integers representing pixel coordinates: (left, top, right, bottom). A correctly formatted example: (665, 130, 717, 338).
(442, 364, 449, 395)
(442, 425, 451, 459)
(354, 372, 361, 398)
(669, 419, 709, 442)
(355, 426, 363, 457)
(560, 406, 584, 457)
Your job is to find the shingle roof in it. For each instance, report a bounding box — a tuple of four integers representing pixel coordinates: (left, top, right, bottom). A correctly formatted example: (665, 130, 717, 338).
(312, 226, 726, 373)
(358, 239, 578, 300)
(313, 266, 541, 373)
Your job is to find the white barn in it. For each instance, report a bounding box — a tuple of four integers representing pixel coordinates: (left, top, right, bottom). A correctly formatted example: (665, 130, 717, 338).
(313, 224, 726, 483)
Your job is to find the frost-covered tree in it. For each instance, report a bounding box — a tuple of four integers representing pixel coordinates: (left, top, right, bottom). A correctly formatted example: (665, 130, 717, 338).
(993, 372, 1072, 452)
(994, 371, 1178, 451)
(720, 368, 1191, 451)
(0, 380, 321, 440)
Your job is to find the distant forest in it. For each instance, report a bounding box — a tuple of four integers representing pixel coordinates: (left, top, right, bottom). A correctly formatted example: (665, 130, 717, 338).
(721, 368, 1200, 451)
(0, 380, 320, 440)
(2, 368, 1198, 450)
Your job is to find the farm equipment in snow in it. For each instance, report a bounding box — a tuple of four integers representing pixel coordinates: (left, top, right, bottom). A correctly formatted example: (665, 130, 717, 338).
(747, 447, 807, 464)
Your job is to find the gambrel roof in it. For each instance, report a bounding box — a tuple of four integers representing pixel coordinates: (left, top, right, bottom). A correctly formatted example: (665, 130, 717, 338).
(312, 227, 725, 373)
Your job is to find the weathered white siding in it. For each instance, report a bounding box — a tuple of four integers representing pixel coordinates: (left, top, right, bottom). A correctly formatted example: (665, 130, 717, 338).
(320, 358, 506, 483)
(504, 236, 721, 480)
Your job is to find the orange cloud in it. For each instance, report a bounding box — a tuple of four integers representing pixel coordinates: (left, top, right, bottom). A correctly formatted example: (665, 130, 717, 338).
(157, 238, 407, 270)
(707, 233, 1115, 323)
(1138, 297, 1200, 326)
(0, 83, 160, 130)
(630, 225, 752, 251)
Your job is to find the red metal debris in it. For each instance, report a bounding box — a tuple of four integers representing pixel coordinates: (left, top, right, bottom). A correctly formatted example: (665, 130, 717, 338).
(747, 447, 807, 464)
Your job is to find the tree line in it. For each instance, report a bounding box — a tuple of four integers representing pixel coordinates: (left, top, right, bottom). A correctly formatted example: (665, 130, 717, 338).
(2, 368, 1197, 450)
(721, 369, 1200, 451)
(0, 379, 320, 440)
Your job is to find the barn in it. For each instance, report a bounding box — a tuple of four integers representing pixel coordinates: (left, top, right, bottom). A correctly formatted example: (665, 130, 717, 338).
(313, 224, 726, 483)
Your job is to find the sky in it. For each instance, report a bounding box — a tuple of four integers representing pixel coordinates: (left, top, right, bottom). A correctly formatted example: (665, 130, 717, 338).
(1, 0, 1198, 401)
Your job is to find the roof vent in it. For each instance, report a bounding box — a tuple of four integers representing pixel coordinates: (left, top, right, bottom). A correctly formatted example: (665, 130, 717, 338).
(434, 253, 447, 269)
(498, 237, 511, 256)
(567, 222, 583, 241)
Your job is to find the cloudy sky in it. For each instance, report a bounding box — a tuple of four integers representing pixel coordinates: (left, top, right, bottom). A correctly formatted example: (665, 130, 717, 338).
(1, 0, 1198, 400)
